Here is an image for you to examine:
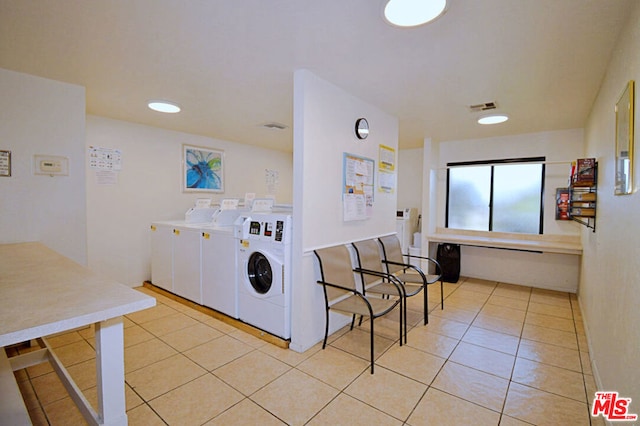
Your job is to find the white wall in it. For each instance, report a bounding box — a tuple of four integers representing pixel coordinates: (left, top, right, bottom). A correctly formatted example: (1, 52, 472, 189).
(427, 129, 584, 291)
(397, 148, 423, 213)
(581, 1, 640, 406)
(0, 68, 87, 264)
(86, 116, 293, 286)
(290, 69, 398, 352)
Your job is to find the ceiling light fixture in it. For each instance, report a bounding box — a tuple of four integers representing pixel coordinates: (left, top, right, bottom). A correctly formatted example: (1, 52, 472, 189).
(383, 0, 447, 28)
(478, 114, 509, 125)
(148, 100, 181, 113)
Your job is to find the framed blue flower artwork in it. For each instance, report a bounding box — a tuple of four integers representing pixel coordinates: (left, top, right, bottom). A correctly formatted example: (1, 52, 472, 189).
(183, 145, 224, 193)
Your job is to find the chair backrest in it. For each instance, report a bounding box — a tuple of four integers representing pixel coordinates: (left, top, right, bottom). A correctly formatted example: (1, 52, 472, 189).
(314, 245, 357, 302)
(378, 235, 406, 275)
(352, 239, 385, 286)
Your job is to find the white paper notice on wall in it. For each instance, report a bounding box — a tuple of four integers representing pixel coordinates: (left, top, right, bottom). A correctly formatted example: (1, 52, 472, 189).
(378, 144, 396, 193)
(0, 150, 11, 176)
(265, 169, 279, 194)
(378, 171, 395, 193)
(343, 193, 367, 221)
(88, 146, 122, 171)
(95, 170, 118, 185)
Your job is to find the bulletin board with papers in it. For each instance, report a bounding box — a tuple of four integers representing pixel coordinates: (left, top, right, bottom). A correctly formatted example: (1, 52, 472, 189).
(343, 152, 374, 221)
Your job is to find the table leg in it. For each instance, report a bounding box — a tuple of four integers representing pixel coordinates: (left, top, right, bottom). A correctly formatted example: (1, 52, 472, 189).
(95, 317, 127, 426)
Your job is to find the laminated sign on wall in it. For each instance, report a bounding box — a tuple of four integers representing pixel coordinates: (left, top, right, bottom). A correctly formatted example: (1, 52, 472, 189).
(88, 146, 122, 185)
(378, 144, 396, 193)
(343, 152, 374, 221)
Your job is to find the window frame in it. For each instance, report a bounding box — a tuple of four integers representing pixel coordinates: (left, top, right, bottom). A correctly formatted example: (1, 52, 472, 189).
(445, 156, 546, 234)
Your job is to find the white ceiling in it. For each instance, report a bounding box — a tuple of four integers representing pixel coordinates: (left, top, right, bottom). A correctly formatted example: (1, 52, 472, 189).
(0, 0, 634, 152)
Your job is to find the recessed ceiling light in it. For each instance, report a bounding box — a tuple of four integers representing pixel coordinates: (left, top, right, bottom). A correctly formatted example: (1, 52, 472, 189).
(148, 100, 181, 113)
(478, 114, 509, 125)
(384, 0, 447, 28)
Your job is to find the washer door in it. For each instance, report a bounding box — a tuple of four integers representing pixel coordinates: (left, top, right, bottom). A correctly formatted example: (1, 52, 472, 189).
(247, 252, 272, 294)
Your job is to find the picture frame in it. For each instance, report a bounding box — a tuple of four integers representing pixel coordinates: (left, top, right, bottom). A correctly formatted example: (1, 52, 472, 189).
(183, 145, 224, 193)
(0, 150, 10, 177)
(614, 80, 634, 195)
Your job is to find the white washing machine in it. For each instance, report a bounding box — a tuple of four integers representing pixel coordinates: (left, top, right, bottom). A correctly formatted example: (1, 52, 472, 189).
(172, 223, 204, 304)
(201, 208, 246, 318)
(150, 221, 177, 292)
(236, 213, 292, 339)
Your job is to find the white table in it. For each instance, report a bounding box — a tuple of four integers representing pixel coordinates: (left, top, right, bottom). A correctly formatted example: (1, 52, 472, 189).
(0, 242, 156, 426)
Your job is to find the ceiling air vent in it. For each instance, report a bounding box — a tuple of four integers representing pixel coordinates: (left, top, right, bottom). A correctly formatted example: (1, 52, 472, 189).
(260, 122, 288, 130)
(469, 102, 497, 112)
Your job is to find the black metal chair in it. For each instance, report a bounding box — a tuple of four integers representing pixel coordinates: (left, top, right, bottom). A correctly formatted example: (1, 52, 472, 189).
(314, 244, 402, 374)
(351, 239, 407, 343)
(378, 235, 443, 326)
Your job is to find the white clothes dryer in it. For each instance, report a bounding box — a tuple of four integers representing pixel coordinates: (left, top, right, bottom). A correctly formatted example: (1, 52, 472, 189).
(236, 213, 292, 339)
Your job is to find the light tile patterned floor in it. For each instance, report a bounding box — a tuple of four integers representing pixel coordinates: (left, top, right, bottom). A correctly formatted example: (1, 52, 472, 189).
(9, 278, 604, 425)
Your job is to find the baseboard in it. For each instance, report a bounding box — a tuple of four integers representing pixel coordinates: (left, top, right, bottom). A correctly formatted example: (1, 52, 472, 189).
(141, 281, 289, 349)
(577, 296, 602, 389)
(577, 295, 613, 425)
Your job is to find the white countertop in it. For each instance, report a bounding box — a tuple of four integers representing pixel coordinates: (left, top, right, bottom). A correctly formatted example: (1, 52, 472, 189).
(427, 228, 583, 255)
(0, 242, 156, 347)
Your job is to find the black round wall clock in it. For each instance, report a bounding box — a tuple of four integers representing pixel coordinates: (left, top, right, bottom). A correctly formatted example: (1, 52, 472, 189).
(355, 118, 369, 139)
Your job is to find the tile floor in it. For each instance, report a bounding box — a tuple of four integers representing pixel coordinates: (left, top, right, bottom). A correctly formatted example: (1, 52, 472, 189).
(8, 278, 604, 425)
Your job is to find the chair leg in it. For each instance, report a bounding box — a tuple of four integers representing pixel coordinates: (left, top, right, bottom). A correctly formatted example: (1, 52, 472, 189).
(350, 314, 356, 330)
(399, 298, 404, 346)
(369, 314, 375, 374)
(424, 285, 429, 325)
(440, 280, 444, 309)
(404, 296, 408, 344)
(323, 307, 330, 349)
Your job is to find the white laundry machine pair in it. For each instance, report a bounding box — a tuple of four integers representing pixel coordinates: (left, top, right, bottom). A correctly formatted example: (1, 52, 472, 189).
(235, 213, 292, 339)
(150, 220, 205, 304)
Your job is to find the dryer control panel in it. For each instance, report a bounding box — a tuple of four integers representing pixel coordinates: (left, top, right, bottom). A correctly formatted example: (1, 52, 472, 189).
(236, 214, 291, 244)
